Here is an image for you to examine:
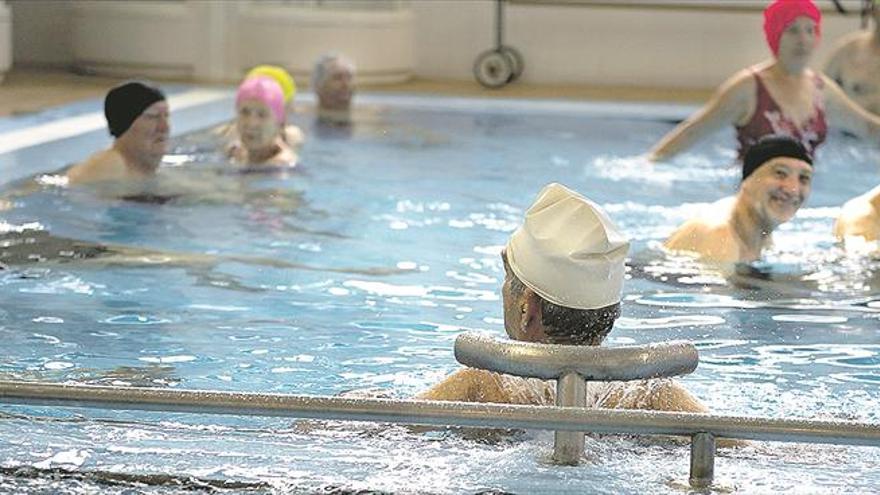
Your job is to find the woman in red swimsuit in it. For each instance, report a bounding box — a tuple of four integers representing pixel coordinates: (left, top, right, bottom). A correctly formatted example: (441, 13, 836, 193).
(648, 0, 880, 163)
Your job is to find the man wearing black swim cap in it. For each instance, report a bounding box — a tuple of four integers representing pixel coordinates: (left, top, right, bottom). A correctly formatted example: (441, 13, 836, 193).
(67, 81, 169, 184)
(665, 135, 814, 263)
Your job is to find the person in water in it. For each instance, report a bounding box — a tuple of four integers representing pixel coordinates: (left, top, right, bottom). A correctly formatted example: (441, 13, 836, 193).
(834, 183, 880, 250)
(417, 183, 707, 414)
(228, 76, 297, 168)
(664, 135, 813, 263)
(648, 0, 880, 163)
(221, 65, 304, 150)
(312, 53, 356, 124)
(825, 0, 880, 114)
(66, 81, 169, 184)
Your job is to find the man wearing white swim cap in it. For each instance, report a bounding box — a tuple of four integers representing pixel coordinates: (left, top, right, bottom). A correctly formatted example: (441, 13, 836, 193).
(418, 183, 708, 415)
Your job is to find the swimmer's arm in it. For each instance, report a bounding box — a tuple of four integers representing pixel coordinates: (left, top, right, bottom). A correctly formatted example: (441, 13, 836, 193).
(211, 121, 236, 138)
(822, 45, 844, 86)
(647, 70, 753, 162)
(822, 74, 880, 141)
(0, 178, 45, 210)
(267, 142, 298, 167)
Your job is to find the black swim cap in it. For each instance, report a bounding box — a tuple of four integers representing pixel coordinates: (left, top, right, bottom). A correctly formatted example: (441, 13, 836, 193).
(104, 81, 166, 138)
(742, 135, 812, 181)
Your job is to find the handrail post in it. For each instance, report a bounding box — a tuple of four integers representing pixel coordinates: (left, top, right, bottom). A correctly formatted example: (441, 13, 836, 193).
(689, 432, 715, 488)
(496, 0, 504, 49)
(552, 371, 586, 465)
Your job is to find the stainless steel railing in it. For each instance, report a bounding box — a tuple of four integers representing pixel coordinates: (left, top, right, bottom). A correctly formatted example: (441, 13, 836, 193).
(454, 333, 698, 381)
(454, 333, 699, 466)
(1, 380, 879, 489)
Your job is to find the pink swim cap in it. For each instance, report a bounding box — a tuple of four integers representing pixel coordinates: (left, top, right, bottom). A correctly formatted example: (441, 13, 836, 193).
(236, 76, 285, 124)
(763, 0, 822, 56)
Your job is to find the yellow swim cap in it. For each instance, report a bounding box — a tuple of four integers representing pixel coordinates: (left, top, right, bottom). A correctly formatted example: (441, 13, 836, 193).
(246, 65, 296, 103)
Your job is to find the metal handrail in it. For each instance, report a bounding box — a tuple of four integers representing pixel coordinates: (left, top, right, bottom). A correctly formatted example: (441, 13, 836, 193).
(454, 333, 698, 380)
(0, 380, 878, 447)
(455, 332, 700, 465)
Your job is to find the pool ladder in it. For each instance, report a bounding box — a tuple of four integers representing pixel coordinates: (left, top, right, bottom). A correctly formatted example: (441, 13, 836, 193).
(453, 333, 700, 466)
(1, 332, 879, 490)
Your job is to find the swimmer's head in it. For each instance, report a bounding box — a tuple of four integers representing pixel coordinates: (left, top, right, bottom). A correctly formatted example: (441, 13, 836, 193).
(740, 135, 813, 228)
(742, 135, 812, 182)
(104, 81, 166, 138)
(503, 183, 629, 345)
(312, 53, 356, 111)
(763, 0, 822, 56)
(236, 76, 285, 125)
(246, 65, 296, 104)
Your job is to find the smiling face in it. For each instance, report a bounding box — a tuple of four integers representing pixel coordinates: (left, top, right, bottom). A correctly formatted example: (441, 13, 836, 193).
(741, 156, 813, 227)
(236, 99, 280, 151)
(117, 100, 170, 168)
(776, 16, 818, 65)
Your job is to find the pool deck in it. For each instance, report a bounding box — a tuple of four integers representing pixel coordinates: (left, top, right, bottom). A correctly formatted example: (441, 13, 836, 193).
(0, 67, 712, 118)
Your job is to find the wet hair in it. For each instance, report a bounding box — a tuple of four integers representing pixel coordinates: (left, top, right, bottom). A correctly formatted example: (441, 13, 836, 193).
(311, 53, 355, 90)
(507, 270, 620, 346)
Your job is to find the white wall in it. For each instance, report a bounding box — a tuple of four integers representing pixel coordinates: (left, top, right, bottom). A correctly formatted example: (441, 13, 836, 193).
(0, 1, 10, 82)
(9, 0, 71, 68)
(7, 0, 869, 91)
(413, 0, 861, 89)
(71, 1, 196, 78)
(235, 4, 414, 83)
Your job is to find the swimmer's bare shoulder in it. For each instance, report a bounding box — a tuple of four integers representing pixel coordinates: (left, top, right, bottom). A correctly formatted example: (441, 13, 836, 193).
(825, 31, 865, 75)
(596, 380, 746, 448)
(417, 368, 532, 404)
(66, 148, 128, 185)
(834, 193, 880, 242)
(665, 199, 738, 262)
(415, 368, 489, 402)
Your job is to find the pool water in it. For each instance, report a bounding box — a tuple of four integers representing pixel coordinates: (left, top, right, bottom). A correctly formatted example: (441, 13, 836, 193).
(1, 94, 879, 494)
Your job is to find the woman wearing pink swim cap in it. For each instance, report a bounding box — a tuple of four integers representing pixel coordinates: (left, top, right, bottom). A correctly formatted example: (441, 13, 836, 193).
(648, 0, 880, 165)
(229, 76, 297, 168)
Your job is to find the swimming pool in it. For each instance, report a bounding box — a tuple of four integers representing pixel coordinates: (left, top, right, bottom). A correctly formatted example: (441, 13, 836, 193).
(1, 91, 879, 494)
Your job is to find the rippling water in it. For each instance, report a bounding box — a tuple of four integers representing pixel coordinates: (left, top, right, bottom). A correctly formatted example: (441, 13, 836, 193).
(1, 96, 879, 493)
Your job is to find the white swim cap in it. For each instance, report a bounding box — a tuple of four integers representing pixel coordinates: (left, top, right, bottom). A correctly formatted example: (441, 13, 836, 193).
(506, 183, 630, 310)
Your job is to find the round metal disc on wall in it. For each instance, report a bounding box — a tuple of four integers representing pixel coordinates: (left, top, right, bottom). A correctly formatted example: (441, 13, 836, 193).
(499, 45, 524, 82)
(473, 49, 513, 88)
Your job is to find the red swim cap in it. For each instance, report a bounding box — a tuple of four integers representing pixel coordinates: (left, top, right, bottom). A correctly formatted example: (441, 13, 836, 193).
(763, 0, 822, 56)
